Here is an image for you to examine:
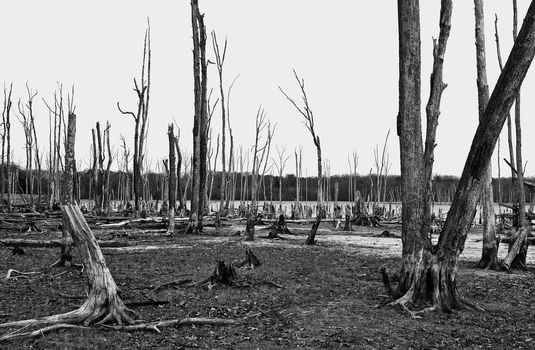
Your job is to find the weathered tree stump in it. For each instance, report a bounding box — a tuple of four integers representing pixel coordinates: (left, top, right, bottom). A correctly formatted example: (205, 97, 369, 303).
(304, 216, 321, 245)
(268, 214, 292, 239)
(234, 246, 262, 269)
(343, 214, 352, 231)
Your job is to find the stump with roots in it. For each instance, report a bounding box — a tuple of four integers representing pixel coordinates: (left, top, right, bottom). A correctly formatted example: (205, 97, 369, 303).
(304, 216, 321, 245)
(0, 204, 135, 332)
(198, 247, 261, 289)
(383, 250, 483, 316)
(268, 214, 292, 239)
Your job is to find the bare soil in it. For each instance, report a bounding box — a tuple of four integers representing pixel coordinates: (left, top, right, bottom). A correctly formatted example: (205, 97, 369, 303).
(1, 219, 535, 349)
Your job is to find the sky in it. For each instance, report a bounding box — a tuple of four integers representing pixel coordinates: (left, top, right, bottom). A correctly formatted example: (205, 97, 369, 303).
(0, 0, 534, 177)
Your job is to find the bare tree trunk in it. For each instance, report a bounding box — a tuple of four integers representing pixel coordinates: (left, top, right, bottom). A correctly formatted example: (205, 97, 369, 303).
(55, 110, 76, 267)
(168, 124, 176, 234)
(174, 136, 183, 212)
(2, 84, 12, 211)
(187, 0, 207, 233)
(505, 0, 529, 269)
(474, 0, 498, 270)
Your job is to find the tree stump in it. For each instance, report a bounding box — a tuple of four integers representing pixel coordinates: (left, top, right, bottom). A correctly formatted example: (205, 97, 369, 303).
(305, 216, 321, 245)
(268, 214, 292, 239)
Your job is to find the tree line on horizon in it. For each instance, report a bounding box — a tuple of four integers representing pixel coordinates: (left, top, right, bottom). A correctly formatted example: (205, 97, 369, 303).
(1, 163, 531, 205)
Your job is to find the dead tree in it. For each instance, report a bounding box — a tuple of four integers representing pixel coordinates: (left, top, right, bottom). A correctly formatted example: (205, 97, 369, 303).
(246, 108, 274, 241)
(44, 85, 67, 210)
(173, 130, 184, 212)
(212, 31, 228, 210)
(390, 0, 535, 313)
(27, 85, 42, 206)
(503, 0, 529, 270)
(226, 75, 239, 209)
(103, 122, 113, 215)
(117, 21, 151, 213)
(273, 145, 289, 210)
(52, 93, 76, 267)
(1, 84, 13, 211)
(373, 130, 390, 208)
(474, 0, 498, 270)
(167, 124, 176, 234)
(279, 70, 324, 219)
(187, 0, 209, 233)
(119, 136, 131, 207)
(17, 85, 39, 209)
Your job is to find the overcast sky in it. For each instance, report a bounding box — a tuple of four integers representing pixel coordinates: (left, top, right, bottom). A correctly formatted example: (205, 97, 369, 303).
(0, 1, 533, 177)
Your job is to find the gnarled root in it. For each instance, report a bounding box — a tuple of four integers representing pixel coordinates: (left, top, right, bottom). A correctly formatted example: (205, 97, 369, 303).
(386, 255, 485, 316)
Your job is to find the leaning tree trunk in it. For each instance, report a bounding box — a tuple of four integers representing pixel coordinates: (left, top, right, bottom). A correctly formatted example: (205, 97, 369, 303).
(0, 204, 134, 330)
(474, 0, 498, 269)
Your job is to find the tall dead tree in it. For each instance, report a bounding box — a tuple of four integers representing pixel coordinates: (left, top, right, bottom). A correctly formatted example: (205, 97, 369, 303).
(389, 0, 535, 313)
(273, 145, 289, 210)
(279, 70, 324, 219)
(187, 0, 209, 233)
(168, 124, 176, 234)
(44, 85, 66, 209)
(53, 93, 76, 267)
(246, 108, 273, 241)
(474, 0, 498, 270)
(173, 129, 184, 212)
(1, 84, 13, 211)
(28, 84, 42, 205)
(226, 75, 239, 209)
(117, 21, 151, 213)
(494, 15, 517, 183)
(212, 31, 228, 211)
(374, 130, 390, 207)
(503, 0, 529, 270)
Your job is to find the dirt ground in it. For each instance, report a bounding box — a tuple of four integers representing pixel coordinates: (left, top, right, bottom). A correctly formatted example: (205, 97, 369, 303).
(1, 220, 535, 349)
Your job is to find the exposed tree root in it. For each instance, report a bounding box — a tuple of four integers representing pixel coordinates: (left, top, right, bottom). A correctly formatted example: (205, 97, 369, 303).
(0, 317, 237, 341)
(4, 269, 42, 280)
(0, 324, 89, 341)
(102, 317, 237, 333)
(383, 258, 485, 317)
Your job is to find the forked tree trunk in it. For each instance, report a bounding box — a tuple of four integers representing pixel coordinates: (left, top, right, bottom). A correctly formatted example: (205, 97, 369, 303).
(474, 0, 498, 269)
(393, 0, 535, 312)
